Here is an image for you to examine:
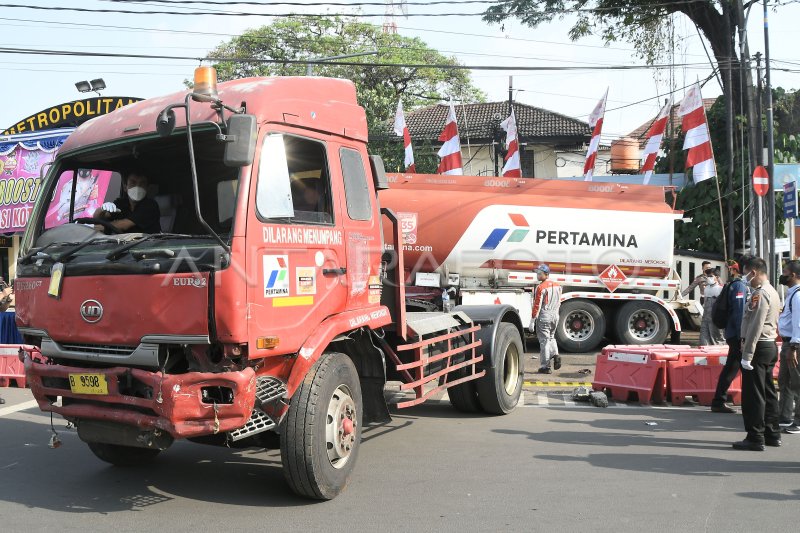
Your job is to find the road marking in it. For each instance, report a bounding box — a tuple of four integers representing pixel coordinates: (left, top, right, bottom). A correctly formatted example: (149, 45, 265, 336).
(524, 381, 593, 387)
(0, 400, 38, 417)
(537, 392, 549, 406)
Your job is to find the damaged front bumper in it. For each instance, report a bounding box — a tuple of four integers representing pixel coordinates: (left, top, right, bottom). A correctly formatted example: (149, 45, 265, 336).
(22, 347, 257, 439)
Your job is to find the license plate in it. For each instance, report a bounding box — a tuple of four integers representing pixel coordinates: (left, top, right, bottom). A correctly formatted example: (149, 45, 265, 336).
(68, 373, 109, 395)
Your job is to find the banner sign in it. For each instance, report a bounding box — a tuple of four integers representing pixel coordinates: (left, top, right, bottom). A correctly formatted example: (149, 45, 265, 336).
(784, 180, 797, 219)
(0, 146, 54, 231)
(2, 96, 142, 135)
(44, 170, 114, 229)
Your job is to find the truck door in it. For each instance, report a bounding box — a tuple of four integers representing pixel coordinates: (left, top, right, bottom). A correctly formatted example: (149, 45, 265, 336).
(248, 132, 347, 357)
(337, 146, 383, 310)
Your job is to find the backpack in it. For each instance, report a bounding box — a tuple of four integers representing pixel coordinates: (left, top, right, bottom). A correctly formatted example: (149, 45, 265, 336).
(711, 281, 732, 329)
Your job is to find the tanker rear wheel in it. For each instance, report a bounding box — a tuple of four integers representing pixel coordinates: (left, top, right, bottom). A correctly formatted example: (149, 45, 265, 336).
(556, 300, 606, 353)
(614, 301, 670, 345)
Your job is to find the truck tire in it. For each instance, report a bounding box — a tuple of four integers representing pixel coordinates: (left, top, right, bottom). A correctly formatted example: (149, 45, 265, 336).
(448, 378, 481, 413)
(476, 323, 524, 415)
(556, 300, 606, 353)
(87, 442, 161, 467)
(280, 352, 362, 500)
(448, 333, 482, 413)
(614, 301, 671, 345)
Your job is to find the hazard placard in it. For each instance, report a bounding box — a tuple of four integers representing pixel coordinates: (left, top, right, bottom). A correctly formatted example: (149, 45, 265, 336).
(599, 264, 627, 292)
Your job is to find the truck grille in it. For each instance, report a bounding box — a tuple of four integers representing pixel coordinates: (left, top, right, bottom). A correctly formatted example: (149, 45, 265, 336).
(59, 343, 137, 356)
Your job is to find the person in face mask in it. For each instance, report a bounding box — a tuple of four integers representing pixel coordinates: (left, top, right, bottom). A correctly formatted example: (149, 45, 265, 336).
(699, 266, 725, 346)
(776, 260, 800, 434)
(94, 168, 161, 234)
(682, 260, 714, 305)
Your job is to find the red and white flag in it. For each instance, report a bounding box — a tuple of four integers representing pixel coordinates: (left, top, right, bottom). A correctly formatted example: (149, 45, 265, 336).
(640, 97, 672, 185)
(500, 109, 521, 177)
(583, 89, 608, 181)
(393, 100, 416, 173)
(437, 100, 463, 175)
(678, 82, 716, 183)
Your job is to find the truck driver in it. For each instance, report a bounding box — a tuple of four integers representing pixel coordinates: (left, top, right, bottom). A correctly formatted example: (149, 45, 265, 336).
(93, 168, 161, 234)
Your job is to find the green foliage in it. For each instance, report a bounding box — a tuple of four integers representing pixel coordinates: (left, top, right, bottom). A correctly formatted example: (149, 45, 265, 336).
(775, 134, 800, 164)
(206, 15, 485, 157)
(656, 96, 785, 254)
(484, 1, 722, 65)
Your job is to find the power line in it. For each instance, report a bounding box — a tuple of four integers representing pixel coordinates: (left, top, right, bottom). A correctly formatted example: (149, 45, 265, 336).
(0, 46, 715, 71)
(0, 1, 727, 18)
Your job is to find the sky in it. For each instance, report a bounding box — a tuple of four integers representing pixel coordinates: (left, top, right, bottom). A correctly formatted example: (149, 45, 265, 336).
(1, 0, 799, 143)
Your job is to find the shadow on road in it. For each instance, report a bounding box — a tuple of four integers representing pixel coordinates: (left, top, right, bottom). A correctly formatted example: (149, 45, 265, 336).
(737, 489, 800, 501)
(530, 452, 800, 477)
(0, 413, 414, 513)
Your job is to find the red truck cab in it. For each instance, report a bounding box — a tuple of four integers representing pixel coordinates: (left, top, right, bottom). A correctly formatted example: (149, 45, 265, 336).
(17, 69, 524, 499)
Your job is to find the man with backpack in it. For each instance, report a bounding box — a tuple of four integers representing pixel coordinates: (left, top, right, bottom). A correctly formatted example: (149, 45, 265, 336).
(711, 259, 749, 413)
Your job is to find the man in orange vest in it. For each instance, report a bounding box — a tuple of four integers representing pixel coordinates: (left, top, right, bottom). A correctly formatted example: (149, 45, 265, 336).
(532, 264, 562, 374)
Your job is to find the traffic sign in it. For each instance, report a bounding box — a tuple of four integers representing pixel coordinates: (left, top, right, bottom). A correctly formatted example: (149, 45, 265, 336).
(753, 166, 770, 197)
(784, 180, 798, 219)
(598, 264, 627, 293)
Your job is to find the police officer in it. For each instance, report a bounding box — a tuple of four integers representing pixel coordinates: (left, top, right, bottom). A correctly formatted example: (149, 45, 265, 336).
(682, 260, 714, 305)
(532, 264, 562, 374)
(733, 257, 782, 451)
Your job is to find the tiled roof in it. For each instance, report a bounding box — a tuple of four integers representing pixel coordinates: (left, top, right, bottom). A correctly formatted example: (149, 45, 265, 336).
(627, 98, 717, 148)
(396, 101, 590, 142)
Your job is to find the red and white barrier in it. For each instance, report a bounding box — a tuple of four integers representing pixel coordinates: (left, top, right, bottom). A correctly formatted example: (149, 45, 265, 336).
(0, 344, 26, 388)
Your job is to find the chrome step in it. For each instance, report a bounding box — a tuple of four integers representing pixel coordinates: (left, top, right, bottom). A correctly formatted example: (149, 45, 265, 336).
(255, 376, 286, 406)
(228, 410, 276, 442)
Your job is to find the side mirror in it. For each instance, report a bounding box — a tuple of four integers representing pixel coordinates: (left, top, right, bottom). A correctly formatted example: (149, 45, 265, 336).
(223, 114, 257, 167)
(369, 155, 389, 191)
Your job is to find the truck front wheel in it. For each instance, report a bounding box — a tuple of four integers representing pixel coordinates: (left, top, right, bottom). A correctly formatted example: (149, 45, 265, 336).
(87, 442, 161, 467)
(555, 300, 606, 353)
(476, 323, 524, 415)
(280, 352, 362, 500)
(614, 301, 670, 345)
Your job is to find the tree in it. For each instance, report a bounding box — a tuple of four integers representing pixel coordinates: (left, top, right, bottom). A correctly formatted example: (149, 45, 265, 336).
(206, 15, 484, 169)
(484, 1, 755, 107)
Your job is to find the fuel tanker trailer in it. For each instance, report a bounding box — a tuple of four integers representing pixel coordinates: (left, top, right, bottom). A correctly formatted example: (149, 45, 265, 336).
(379, 174, 684, 352)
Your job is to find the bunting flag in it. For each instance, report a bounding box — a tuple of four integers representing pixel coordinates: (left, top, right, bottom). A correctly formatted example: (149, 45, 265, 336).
(393, 100, 416, 173)
(640, 97, 672, 185)
(583, 89, 608, 181)
(678, 83, 716, 183)
(500, 109, 521, 177)
(437, 100, 463, 175)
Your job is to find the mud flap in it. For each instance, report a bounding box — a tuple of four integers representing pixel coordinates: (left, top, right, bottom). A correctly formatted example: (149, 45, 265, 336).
(360, 377, 391, 424)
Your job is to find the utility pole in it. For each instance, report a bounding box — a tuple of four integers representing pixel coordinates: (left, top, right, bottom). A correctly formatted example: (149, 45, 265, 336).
(723, 3, 736, 258)
(764, 0, 779, 274)
(735, 0, 761, 259)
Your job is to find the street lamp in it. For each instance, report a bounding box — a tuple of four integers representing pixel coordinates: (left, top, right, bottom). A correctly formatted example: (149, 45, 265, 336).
(75, 78, 106, 96)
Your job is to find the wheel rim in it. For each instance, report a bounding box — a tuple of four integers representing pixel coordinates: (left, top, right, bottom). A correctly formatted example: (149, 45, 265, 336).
(626, 309, 659, 341)
(503, 342, 521, 395)
(563, 310, 594, 341)
(326, 384, 357, 469)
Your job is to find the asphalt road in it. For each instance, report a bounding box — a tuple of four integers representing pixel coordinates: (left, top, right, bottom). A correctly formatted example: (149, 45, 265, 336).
(1, 381, 797, 533)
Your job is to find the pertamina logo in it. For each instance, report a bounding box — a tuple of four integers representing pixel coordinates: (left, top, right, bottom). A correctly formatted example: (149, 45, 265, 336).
(480, 213, 529, 250)
(263, 255, 290, 298)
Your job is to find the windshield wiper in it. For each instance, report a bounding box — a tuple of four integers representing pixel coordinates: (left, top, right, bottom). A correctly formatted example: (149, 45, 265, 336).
(105, 233, 208, 261)
(56, 237, 120, 263)
(19, 241, 73, 265)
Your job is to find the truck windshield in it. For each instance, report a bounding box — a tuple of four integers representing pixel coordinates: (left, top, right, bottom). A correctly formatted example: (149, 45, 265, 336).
(24, 129, 240, 256)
